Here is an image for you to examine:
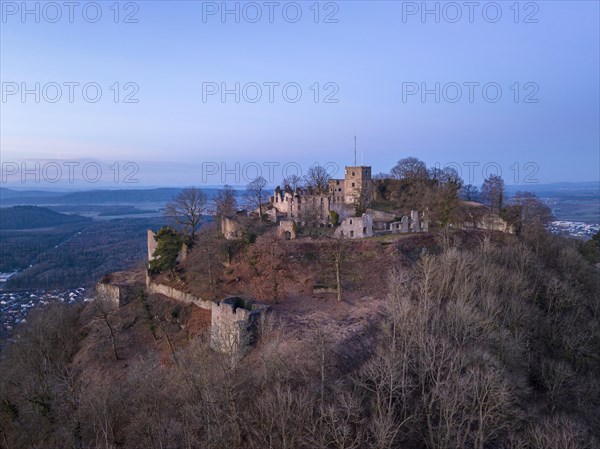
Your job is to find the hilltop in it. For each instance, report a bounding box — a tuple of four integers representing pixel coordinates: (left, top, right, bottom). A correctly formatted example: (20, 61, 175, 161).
(1, 161, 599, 448)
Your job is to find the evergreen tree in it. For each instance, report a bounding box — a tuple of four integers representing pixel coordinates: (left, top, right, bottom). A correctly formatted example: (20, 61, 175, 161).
(149, 227, 182, 276)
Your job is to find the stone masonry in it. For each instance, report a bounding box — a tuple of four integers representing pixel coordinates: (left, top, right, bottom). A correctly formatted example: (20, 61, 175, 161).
(143, 230, 268, 354)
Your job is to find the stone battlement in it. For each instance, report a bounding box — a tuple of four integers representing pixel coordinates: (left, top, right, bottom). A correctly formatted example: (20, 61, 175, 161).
(210, 297, 270, 354)
(141, 230, 269, 354)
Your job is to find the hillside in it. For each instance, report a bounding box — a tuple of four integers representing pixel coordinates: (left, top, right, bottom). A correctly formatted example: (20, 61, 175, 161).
(2, 227, 598, 448)
(1, 217, 165, 286)
(0, 205, 91, 230)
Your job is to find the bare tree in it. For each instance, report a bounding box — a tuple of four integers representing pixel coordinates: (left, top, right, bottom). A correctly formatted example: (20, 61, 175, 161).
(329, 238, 348, 302)
(461, 184, 480, 202)
(250, 236, 285, 302)
(90, 297, 120, 361)
(283, 174, 304, 190)
(351, 187, 370, 216)
(304, 165, 332, 194)
(165, 187, 208, 241)
(300, 197, 323, 233)
(511, 191, 553, 230)
(214, 184, 238, 218)
(429, 167, 463, 227)
(309, 319, 335, 405)
(246, 382, 311, 449)
(481, 175, 505, 214)
(526, 415, 597, 449)
(245, 176, 268, 219)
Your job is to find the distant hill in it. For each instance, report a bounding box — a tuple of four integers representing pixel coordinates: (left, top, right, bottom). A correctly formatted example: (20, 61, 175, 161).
(56, 188, 187, 204)
(0, 187, 65, 200)
(0, 206, 91, 229)
(505, 181, 599, 195)
(0, 187, 238, 206)
(0, 188, 184, 206)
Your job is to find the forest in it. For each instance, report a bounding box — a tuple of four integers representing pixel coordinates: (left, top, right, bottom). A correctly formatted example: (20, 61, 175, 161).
(1, 225, 598, 449)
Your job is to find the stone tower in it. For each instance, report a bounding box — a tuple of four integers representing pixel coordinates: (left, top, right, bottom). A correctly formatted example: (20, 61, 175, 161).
(343, 165, 372, 204)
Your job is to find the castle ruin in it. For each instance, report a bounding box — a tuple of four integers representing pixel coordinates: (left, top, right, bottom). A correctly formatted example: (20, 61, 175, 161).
(97, 231, 272, 355)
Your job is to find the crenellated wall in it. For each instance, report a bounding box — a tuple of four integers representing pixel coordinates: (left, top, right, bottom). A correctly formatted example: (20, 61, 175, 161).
(141, 228, 268, 355)
(145, 277, 268, 354)
(210, 297, 270, 354)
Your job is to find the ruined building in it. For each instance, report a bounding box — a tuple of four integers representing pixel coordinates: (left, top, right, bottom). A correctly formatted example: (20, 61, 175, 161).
(261, 164, 431, 239)
(141, 230, 269, 354)
(270, 185, 332, 223)
(328, 165, 373, 205)
(269, 165, 373, 225)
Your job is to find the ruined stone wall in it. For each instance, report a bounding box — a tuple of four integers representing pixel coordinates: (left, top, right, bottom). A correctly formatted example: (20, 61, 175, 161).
(297, 194, 330, 224)
(272, 190, 331, 223)
(410, 210, 421, 232)
(146, 278, 212, 310)
(221, 217, 243, 240)
(179, 243, 189, 262)
(453, 213, 514, 234)
(271, 189, 291, 215)
(210, 297, 269, 354)
(479, 214, 514, 233)
(145, 278, 269, 354)
(147, 230, 157, 261)
(383, 210, 429, 234)
(210, 299, 251, 354)
(278, 220, 297, 239)
(269, 165, 375, 223)
(330, 202, 353, 221)
(328, 178, 346, 204)
(334, 213, 374, 239)
(142, 225, 271, 355)
(421, 211, 429, 232)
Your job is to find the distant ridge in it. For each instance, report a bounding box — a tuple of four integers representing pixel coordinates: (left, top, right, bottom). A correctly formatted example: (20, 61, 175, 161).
(0, 187, 65, 200)
(505, 181, 599, 194)
(0, 187, 184, 206)
(0, 205, 92, 229)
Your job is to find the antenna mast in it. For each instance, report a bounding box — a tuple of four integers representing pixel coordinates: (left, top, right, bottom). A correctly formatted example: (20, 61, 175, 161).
(354, 136, 357, 165)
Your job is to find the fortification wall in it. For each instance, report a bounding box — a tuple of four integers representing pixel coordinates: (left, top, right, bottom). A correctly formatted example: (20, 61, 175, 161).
(278, 220, 297, 239)
(334, 213, 374, 239)
(221, 217, 243, 240)
(453, 213, 515, 234)
(146, 278, 212, 310)
(147, 230, 157, 261)
(142, 227, 270, 354)
(210, 297, 269, 354)
(480, 214, 514, 233)
(210, 299, 249, 353)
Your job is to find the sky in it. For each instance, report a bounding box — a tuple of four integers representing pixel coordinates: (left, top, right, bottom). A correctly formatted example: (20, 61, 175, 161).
(1, 0, 599, 188)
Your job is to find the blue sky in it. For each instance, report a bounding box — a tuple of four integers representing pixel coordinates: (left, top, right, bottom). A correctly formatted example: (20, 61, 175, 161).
(1, 1, 599, 188)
